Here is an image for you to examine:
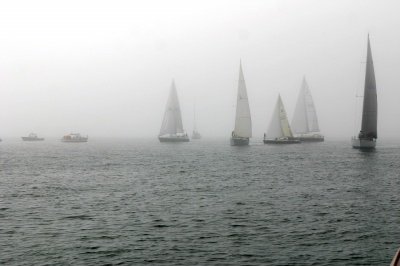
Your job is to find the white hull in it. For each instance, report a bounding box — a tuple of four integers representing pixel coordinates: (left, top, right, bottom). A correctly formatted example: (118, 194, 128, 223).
(295, 133, 324, 142)
(159, 135, 189, 142)
(351, 137, 376, 149)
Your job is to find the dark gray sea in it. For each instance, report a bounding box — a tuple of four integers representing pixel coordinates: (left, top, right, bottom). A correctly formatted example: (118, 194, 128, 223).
(1, 139, 399, 265)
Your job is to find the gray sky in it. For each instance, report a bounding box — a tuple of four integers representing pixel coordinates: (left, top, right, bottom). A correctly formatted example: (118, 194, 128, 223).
(1, 0, 399, 139)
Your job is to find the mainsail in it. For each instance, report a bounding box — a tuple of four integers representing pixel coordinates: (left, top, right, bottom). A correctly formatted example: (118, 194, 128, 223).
(360, 35, 377, 139)
(233, 62, 252, 138)
(267, 95, 293, 139)
(159, 80, 184, 136)
(292, 77, 320, 134)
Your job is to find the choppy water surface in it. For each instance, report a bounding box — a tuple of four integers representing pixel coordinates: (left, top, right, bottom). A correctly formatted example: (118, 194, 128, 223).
(1, 139, 400, 265)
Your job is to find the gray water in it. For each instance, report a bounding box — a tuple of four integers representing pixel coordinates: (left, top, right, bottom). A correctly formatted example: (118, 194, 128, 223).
(1, 139, 399, 265)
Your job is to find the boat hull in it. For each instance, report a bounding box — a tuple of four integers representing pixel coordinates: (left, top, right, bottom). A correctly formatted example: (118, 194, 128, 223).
(264, 138, 301, 144)
(61, 139, 88, 143)
(351, 137, 376, 149)
(295, 134, 324, 142)
(159, 136, 189, 142)
(22, 137, 44, 141)
(230, 137, 249, 146)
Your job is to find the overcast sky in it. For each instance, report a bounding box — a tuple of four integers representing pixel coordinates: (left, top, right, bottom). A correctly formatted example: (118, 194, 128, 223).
(0, 0, 399, 139)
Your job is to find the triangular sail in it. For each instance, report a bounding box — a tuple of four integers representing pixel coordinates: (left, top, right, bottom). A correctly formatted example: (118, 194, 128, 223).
(267, 95, 293, 138)
(360, 36, 377, 139)
(233, 62, 252, 138)
(159, 81, 184, 136)
(292, 77, 320, 134)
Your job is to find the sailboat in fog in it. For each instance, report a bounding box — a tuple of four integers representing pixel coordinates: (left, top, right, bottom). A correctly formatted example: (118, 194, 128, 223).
(230, 61, 252, 146)
(192, 104, 201, 139)
(158, 80, 189, 142)
(291, 77, 324, 142)
(264, 95, 300, 144)
(352, 35, 377, 149)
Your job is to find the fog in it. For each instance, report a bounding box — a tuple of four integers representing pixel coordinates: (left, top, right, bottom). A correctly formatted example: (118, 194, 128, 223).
(1, 0, 399, 139)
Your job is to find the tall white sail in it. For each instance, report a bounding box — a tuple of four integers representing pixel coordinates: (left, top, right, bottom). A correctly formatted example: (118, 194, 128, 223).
(292, 77, 320, 134)
(159, 80, 184, 136)
(233, 62, 252, 138)
(267, 95, 293, 139)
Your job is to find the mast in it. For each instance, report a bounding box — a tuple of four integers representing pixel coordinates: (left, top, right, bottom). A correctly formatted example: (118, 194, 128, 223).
(233, 61, 252, 138)
(359, 35, 377, 139)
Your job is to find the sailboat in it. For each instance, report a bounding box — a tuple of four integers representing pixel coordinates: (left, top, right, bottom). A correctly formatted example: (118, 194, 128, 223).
(291, 77, 324, 142)
(230, 62, 252, 146)
(158, 80, 189, 142)
(192, 104, 201, 139)
(264, 95, 301, 144)
(352, 35, 377, 149)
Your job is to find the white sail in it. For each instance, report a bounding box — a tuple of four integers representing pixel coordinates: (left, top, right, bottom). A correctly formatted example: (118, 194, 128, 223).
(233, 62, 252, 138)
(159, 80, 185, 136)
(266, 95, 293, 138)
(292, 77, 320, 134)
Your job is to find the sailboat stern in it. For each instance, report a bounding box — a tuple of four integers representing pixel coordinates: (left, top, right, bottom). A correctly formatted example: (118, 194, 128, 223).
(159, 134, 190, 143)
(351, 137, 376, 149)
(230, 137, 249, 146)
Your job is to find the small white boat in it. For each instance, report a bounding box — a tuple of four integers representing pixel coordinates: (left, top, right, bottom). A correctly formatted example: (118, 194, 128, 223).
(191, 103, 201, 140)
(61, 133, 88, 143)
(192, 130, 201, 140)
(352, 35, 378, 149)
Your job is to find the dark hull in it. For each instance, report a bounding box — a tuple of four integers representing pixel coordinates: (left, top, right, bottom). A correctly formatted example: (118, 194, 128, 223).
(264, 139, 301, 144)
(230, 137, 249, 146)
(159, 136, 190, 143)
(22, 137, 44, 141)
(351, 137, 376, 149)
(297, 136, 324, 142)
